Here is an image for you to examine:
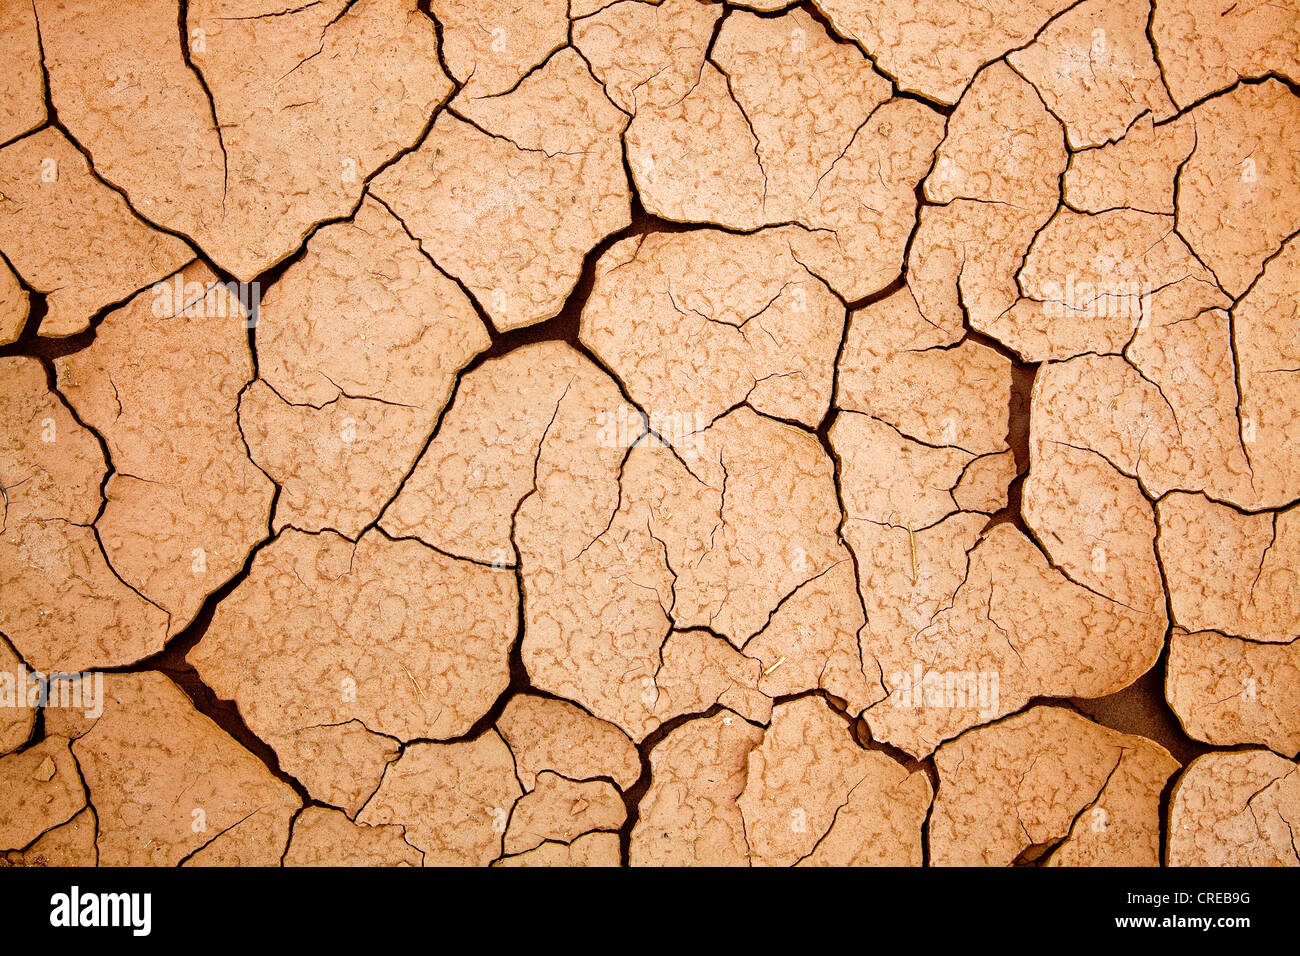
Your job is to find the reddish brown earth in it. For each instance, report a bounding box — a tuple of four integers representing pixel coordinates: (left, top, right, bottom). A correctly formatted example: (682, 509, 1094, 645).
(0, 0, 1297, 867)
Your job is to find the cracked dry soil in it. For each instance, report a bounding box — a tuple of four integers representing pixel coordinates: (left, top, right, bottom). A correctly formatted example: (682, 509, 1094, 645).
(0, 0, 1297, 868)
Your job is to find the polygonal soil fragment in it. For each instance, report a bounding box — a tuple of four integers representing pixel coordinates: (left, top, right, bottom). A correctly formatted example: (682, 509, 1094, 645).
(263, 721, 398, 821)
(782, 94, 952, 302)
(374, 49, 630, 331)
(56, 263, 274, 639)
(659, 629, 773, 726)
(410, 341, 632, 712)
(1064, 115, 1194, 215)
(738, 696, 930, 866)
(428, 0, 569, 100)
(624, 63, 768, 229)
(1151, 0, 1300, 108)
(190, 528, 516, 808)
(1022, 437, 1164, 613)
(630, 710, 764, 866)
(573, 0, 721, 114)
(1174, 80, 1300, 297)
(357, 732, 521, 866)
(241, 385, 428, 539)
(742, 561, 878, 717)
(635, 409, 849, 644)
(0, 1, 44, 145)
(1167, 749, 1299, 866)
(240, 197, 489, 535)
(0, 257, 27, 346)
(913, 203, 1042, 344)
(1121, 306, 1256, 506)
(952, 450, 1018, 515)
(383, 341, 636, 566)
(0, 357, 169, 674)
(283, 807, 421, 867)
(931, 706, 1178, 866)
(832, 412, 988, 531)
(1026, 360, 1196, 616)
(1157, 494, 1299, 644)
(581, 229, 844, 430)
(625, 6, 887, 225)
(1007, 0, 1173, 149)
(1167, 629, 1300, 757)
(495, 831, 621, 867)
(814, 0, 1075, 105)
(829, 400, 1015, 732)
(837, 336, 1012, 456)
(58, 672, 299, 866)
(0, 736, 85, 852)
(860, 522, 1168, 757)
(0, 128, 192, 337)
(502, 772, 626, 856)
(496, 694, 641, 793)
(252, 196, 487, 413)
(34, 0, 449, 280)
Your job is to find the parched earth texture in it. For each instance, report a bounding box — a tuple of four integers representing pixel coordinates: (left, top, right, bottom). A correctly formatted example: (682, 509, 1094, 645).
(0, 0, 1298, 867)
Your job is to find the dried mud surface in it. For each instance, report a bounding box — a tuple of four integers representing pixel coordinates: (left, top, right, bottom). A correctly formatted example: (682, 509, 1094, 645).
(0, 0, 1297, 868)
